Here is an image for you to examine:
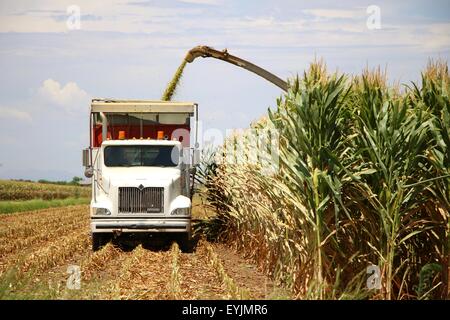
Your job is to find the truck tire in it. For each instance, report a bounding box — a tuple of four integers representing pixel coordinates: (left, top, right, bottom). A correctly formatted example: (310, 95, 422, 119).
(92, 233, 108, 251)
(177, 233, 193, 253)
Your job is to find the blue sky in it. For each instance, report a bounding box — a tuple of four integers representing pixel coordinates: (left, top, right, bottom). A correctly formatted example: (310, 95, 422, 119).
(0, 0, 449, 180)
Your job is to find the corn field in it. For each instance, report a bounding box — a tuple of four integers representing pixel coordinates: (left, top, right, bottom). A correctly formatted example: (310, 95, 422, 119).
(0, 180, 90, 201)
(198, 60, 450, 299)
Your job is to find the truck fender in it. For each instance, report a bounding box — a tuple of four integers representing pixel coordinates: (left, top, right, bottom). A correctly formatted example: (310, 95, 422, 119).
(170, 195, 191, 211)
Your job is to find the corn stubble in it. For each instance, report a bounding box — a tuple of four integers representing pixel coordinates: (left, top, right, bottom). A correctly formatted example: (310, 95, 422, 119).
(200, 60, 449, 299)
(168, 242, 182, 299)
(204, 242, 250, 299)
(105, 245, 173, 300)
(0, 205, 247, 300)
(0, 206, 89, 275)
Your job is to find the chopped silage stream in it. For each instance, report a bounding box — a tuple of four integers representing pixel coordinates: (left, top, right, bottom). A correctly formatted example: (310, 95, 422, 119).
(161, 60, 187, 101)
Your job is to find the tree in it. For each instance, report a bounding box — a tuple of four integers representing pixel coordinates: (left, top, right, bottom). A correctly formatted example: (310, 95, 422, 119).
(70, 176, 83, 185)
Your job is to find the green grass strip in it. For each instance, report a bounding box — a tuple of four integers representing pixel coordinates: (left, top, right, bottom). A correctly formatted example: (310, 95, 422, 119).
(0, 197, 90, 214)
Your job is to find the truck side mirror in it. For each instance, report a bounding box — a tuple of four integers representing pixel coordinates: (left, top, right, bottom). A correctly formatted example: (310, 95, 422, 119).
(82, 148, 91, 167)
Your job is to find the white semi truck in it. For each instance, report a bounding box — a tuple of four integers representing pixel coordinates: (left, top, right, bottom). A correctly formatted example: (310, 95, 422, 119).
(82, 99, 198, 251)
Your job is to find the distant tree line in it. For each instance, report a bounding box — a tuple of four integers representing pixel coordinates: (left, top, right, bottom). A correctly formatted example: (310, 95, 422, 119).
(12, 177, 84, 186)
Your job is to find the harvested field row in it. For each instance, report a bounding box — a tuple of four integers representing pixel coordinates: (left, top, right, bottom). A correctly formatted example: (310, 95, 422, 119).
(1, 206, 283, 300)
(0, 205, 88, 226)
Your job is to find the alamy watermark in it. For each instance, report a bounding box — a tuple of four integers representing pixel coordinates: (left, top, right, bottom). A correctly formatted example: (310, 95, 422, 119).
(67, 265, 81, 290)
(173, 122, 280, 176)
(366, 264, 382, 290)
(220, 128, 280, 176)
(366, 5, 381, 30)
(66, 5, 81, 30)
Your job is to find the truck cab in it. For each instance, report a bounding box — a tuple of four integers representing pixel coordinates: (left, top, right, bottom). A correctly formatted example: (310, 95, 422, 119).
(82, 99, 199, 251)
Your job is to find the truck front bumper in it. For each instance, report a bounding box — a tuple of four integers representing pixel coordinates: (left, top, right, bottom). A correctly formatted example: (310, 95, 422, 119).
(91, 218, 191, 233)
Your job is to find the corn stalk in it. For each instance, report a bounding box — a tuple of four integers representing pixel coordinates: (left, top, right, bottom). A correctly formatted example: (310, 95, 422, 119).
(200, 59, 449, 299)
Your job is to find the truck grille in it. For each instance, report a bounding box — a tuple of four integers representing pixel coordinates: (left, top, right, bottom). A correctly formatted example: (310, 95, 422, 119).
(118, 187, 164, 213)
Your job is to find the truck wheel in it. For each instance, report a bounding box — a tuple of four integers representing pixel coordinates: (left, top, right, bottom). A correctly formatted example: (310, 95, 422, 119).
(178, 233, 193, 253)
(92, 233, 108, 251)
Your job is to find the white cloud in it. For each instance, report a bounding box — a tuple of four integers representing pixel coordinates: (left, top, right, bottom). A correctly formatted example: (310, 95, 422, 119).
(422, 23, 450, 50)
(0, 1, 204, 33)
(0, 107, 32, 122)
(0, 15, 66, 33)
(38, 79, 90, 113)
(0, 1, 448, 53)
(302, 8, 362, 20)
(178, 0, 222, 5)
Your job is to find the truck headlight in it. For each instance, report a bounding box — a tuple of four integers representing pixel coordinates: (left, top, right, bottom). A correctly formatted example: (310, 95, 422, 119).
(95, 208, 111, 215)
(171, 208, 190, 216)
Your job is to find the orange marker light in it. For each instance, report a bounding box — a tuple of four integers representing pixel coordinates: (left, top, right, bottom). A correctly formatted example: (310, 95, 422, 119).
(118, 131, 126, 140)
(157, 131, 164, 140)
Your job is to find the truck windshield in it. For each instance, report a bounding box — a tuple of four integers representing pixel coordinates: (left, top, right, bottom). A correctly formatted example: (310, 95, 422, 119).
(104, 145, 179, 167)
